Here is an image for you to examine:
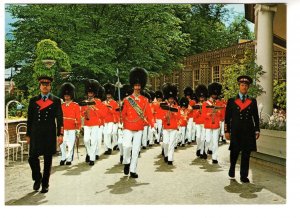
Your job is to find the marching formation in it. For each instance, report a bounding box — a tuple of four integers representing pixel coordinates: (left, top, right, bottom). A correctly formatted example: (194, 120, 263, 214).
(26, 67, 260, 193)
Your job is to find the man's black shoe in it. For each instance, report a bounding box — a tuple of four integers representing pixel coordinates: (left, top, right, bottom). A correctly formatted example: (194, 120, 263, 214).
(85, 155, 90, 163)
(95, 155, 100, 160)
(89, 161, 94, 166)
(188, 141, 191, 145)
(130, 172, 138, 178)
(154, 140, 158, 144)
(240, 177, 250, 183)
(142, 146, 147, 149)
(208, 150, 212, 154)
(174, 146, 177, 150)
(161, 149, 164, 156)
(212, 159, 218, 164)
(104, 148, 112, 155)
(164, 156, 168, 163)
(66, 161, 72, 165)
(228, 168, 235, 179)
(120, 155, 123, 164)
(113, 145, 118, 150)
(40, 185, 49, 193)
(203, 152, 207, 159)
(33, 179, 41, 191)
(181, 144, 185, 147)
(199, 154, 204, 159)
(168, 161, 173, 165)
(196, 150, 200, 157)
(124, 164, 130, 175)
(60, 160, 66, 166)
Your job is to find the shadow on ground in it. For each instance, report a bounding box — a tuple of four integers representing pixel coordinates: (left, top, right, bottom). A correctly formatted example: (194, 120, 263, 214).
(224, 179, 264, 199)
(5, 191, 48, 205)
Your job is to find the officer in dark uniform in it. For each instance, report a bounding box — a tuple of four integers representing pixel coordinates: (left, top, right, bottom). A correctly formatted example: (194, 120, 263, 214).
(225, 75, 260, 183)
(26, 75, 63, 193)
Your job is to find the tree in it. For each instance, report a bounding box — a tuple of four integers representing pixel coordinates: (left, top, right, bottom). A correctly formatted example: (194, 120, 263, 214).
(222, 49, 265, 100)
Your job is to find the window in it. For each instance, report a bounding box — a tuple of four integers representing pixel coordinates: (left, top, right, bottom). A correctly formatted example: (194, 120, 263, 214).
(212, 65, 220, 82)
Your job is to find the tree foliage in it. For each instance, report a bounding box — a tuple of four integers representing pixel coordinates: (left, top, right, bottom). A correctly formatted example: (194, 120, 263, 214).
(273, 80, 286, 110)
(222, 49, 265, 99)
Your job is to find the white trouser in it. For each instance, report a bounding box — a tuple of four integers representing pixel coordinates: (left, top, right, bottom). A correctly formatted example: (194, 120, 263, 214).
(84, 126, 99, 161)
(117, 129, 124, 156)
(104, 122, 114, 150)
(205, 128, 220, 160)
(177, 126, 186, 145)
(155, 119, 163, 142)
(112, 123, 118, 147)
(162, 129, 178, 162)
(186, 118, 194, 142)
(219, 121, 225, 137)
(195, 124, 205, 153)
(96, 125, 104, 156)
(192, 122, 196, 141)
(60, 130, 76, 162)
(123, 129, 143, 173)
(142, 125, 149, 147)
(147, 125, 155, 145)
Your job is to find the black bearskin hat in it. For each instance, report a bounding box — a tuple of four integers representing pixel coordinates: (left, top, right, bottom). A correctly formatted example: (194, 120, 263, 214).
(184, 86, 194, 97)
(85, 79, 100, 95)
(162, 83, 178, 99)
(208, 82, 222, 96)
(179, 97, 189, 108)
(141, 90, 151, 101)
(60, 82, 75, 99)
(195, 84, 208, 98)
(149, 90, 156, 101)
(155, 90, 163, 99)
(104, 83, 116, 96)
(97, 85, 105, 101)
(120, 84, 133, 100)
(129, 67, 148, 89)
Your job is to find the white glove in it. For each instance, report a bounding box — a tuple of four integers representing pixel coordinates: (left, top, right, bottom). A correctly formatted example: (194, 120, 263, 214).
(154, 123, 158, 129)
(151, 127, 156, 134)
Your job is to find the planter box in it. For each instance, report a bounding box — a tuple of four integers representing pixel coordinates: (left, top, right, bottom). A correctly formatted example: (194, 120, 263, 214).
(257, 129, 286, 159)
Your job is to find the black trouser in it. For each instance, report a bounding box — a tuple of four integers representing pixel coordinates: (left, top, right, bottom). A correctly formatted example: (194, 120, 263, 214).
(28, 154, 53, 187)
(230, 149, 251, 178)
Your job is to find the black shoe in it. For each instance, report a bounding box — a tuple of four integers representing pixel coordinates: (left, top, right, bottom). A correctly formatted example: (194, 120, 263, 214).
(104, 148, 112, 155)
(174, 146, 177, 150)
(113, 145, 118, 150)
(203, 152, 207, 159)
(208, 150, 212, 154)
(130, 172, 138, 178)
(161, 149, 164, 156)
(147, 140, 150, 145)
(149, 144, 153, 147)
(240, 177, 250, 183)
(188, 141, 191, 145)
(95, 155, 100, 160)
(212, 159, 218, 164)
(60, 160, 66, 166)
(33, 178, 41, 191)
(85, 155, 90, 163)
(154, 140, 159, 144)
(229, 168, 235, 179)
(120, 155, 123, 164)
(66, 161, 71, 165)
(89, 161, 94, 166)
(196, 150, 200, 157)
(168, 161, 173, 165)
(40, 185, 49, 193)
(199, 154, 204, 159)
(124, 164, 130, 175)
(142, 146, 147, 149)
(164, 156, 168, 163)
(181, 144, 185, 147)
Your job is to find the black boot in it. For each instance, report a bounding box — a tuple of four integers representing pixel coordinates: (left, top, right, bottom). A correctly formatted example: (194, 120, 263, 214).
(60, 160, 66, 166)
(89, 161, 94, 166)
(120, 155, 123, 164)
(104, 148, 112, 155)
(196, 150, 200, 157)
(203, 152, 207, 159)
(208, 150, 212, 154)
(130, 172, 138, 178)
(95, 155, 100, 160)
(168, 161, 173, 165)
(229, 167, 235, 179)
(85, 155, 90, 163)
(124, 164, 130, 175)
(33, 178, 42, 191)
(66, 161, 72, 165)
(212, 159, 218, 164)
(164, 156, 168, 163)
(40, 184, 49, 193)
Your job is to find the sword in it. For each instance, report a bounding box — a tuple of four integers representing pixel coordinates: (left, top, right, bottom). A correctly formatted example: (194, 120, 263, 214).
(115, 68, 123, 124)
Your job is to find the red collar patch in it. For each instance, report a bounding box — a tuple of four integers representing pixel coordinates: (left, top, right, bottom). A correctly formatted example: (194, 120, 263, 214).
(36, 98, 54, 110)
(234, 98, 252, 111)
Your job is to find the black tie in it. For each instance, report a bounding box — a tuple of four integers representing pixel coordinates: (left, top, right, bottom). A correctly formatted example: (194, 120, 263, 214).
(43, 96, 47, 101)
(242, 95, 245, 103)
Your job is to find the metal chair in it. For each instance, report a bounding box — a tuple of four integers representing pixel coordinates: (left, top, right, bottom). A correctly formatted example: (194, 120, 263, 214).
(5, 128, 22, 165)
(16, 123, 27, 161)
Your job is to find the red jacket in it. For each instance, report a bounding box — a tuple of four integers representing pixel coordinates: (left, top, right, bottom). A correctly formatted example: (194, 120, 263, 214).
(103, 99, 119, 123)
(81, 98, 106, 127)
(187, 99, 196, 119)
(62, 101, 81, 130)
(153, 101, 165, 120)
(178, 107, 189, 127)
(122, 94, 155, 131)
(202, 99, 223, 129)
(193, 103, 205, 125)
(161, 102, 179, 130)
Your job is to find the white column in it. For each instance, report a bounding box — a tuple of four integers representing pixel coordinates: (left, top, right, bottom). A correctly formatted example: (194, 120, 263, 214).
(255, 4, 277, 118)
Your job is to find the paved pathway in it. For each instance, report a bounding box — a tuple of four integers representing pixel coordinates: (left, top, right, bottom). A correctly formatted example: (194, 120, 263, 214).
(5, 142, 285, 205)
